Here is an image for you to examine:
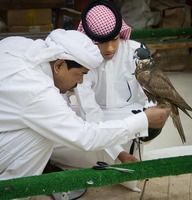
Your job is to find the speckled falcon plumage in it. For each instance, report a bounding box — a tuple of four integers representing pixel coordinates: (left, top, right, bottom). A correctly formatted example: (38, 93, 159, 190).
(133, 45, 192, 143)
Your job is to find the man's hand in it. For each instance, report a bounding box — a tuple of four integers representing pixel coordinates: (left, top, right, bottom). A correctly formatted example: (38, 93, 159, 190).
(144, 106, 170, 129)
(118, 151, 139, 163)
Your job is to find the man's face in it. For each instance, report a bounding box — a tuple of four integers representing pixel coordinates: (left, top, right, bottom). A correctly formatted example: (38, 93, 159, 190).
(97, 35, 120, 60)
(52, 60, 89, 94)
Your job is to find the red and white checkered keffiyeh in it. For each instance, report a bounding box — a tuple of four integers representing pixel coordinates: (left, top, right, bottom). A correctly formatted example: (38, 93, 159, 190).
(78, 5, 131, 42)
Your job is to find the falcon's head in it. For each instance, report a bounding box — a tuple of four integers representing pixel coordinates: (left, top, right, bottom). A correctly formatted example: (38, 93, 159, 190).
(133, 44, 154, 70)
(133, 46, 151, 60)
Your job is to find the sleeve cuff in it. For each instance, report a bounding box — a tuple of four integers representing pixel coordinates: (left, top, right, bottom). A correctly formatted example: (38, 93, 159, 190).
(124, 111, 149, 139)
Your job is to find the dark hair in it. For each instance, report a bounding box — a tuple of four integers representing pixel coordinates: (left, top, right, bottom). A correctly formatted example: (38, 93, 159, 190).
(65, 60, 83, 69)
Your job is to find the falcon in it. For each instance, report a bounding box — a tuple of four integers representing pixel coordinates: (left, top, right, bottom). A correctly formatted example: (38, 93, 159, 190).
(133, 45, 192, 143)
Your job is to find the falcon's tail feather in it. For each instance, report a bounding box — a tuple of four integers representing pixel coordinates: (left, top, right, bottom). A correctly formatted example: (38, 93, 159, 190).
(171, 109, 186, 144)
(179, 105, 192, 119)
(176, 95, 192, 118)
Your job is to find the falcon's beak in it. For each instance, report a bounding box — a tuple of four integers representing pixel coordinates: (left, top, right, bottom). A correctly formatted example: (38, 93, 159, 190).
(133, 52, 139, 60)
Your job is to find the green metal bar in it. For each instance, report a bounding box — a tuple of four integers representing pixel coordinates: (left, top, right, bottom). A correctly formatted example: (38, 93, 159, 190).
(130, 27, 192, 39)
(145, 38, 192, 44)
(136, 38, 192, 45)
(0, 155, 192, 199)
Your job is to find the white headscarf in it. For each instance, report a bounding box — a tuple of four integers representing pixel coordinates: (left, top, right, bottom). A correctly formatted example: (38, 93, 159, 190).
(37, 29, 103, 69)
(0, 29, 103, 80)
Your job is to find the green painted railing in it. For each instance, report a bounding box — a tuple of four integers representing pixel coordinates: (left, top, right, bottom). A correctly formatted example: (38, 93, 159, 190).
(0, 27, 191, 41)
(131, 27, 192, 39)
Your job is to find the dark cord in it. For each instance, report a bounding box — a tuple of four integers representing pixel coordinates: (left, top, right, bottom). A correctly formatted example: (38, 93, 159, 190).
(126, 81, 132, 102)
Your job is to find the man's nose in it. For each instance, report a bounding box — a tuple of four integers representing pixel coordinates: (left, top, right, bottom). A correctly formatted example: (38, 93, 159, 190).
(105, 42, 114, 51)
(77, 77, 83, 85)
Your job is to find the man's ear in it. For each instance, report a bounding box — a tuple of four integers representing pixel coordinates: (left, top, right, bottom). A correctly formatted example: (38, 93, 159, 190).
(52, 59, 65, 74)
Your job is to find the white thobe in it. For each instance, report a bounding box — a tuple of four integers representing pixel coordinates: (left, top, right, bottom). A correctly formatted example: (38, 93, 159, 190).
(52, 40, 152, 162)
(52, 40, 151, 191)
(0, 43, 148, 180)
(71, 40, 152, 160)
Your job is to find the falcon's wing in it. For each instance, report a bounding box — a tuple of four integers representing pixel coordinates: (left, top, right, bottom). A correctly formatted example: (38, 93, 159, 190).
(137, 68, 192, 113)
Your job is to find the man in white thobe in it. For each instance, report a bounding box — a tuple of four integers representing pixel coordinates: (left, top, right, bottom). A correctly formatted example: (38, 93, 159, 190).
(0, 28, 170, 199)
